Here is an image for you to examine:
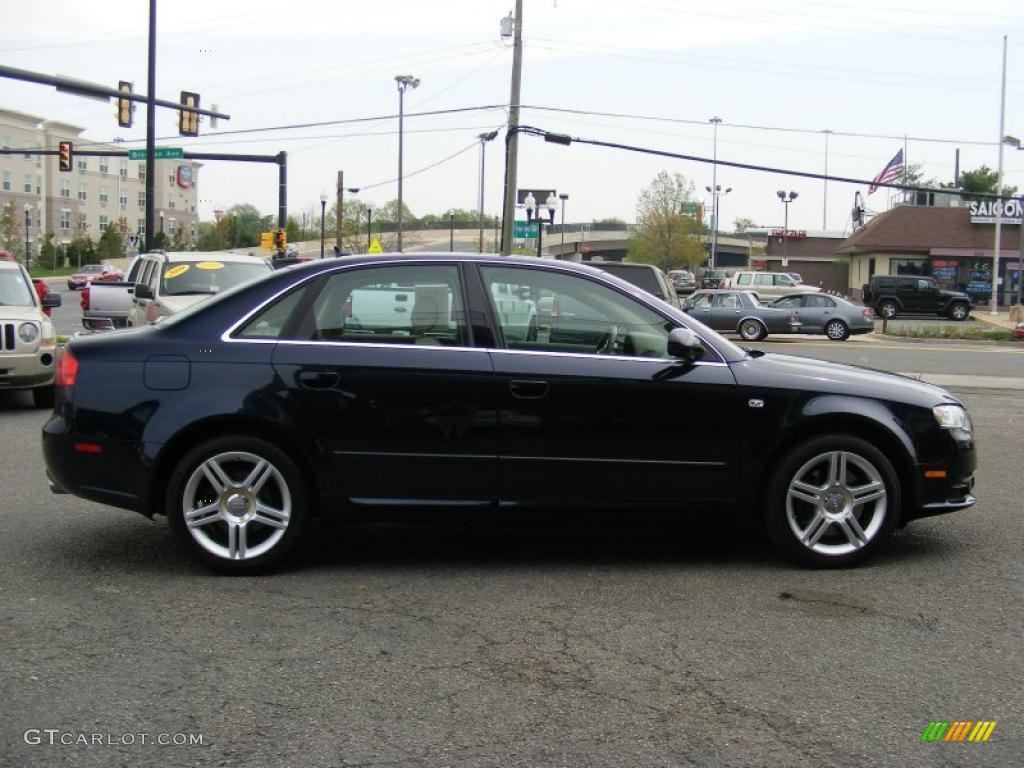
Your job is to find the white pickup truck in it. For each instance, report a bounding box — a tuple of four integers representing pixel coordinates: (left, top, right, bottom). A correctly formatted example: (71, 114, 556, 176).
(81, 257, 142, 329)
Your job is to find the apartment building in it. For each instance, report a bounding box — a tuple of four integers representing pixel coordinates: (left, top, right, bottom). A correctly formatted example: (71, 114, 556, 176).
(0, 108, 200, 258)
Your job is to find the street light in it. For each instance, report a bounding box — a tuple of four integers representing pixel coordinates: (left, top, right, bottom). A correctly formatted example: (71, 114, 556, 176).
(822, 129, 833, 231)
(524, 192, 557, 259)
(346, 187, 360, 252)
(708, 116, 723, 268)
(449, 210, 455, 252)
(319, 191, 328, 259)
(477, 130, 498, 253)
(776, 190, 799, 262)
(159, 209, 164, 237)
(23, 204, 31, 269)
(705, 185, 732, 269)
(394, 74, 420, 252)
(559, 193, 569, 257)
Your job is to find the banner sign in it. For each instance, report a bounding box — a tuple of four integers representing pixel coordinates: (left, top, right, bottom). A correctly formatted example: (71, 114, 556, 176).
(969, 198, 1023, 224)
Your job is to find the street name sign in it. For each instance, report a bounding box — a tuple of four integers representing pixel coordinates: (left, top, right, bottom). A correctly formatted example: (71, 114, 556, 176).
(128, 147, 184, 160)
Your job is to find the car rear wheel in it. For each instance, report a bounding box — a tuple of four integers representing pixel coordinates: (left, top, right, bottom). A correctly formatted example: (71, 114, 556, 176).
(878, 300, 898, 319)
(738, 319, 767, 341)
(166, 436, 309, 574)
(824, 319, 850, 341)
(765, 434, 900, 567)
(948, 302, 969, 321)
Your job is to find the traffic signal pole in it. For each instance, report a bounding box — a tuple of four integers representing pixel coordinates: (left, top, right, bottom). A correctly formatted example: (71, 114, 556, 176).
(145, 0, 157, 251)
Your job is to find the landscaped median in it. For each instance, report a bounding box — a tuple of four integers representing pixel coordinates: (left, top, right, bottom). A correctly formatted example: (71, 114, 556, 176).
(881, 324, 1017, 342)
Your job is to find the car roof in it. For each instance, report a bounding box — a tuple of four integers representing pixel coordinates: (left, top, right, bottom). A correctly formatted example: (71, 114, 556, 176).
(145, 250, 269, 266)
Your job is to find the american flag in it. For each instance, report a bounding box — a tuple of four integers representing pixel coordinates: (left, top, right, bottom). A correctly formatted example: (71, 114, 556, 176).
(868, 149, 904, 195)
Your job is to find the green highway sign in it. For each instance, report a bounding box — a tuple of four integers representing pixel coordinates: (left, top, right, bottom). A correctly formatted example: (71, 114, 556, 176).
(514, 220, 538, 239)
(128, 147, 184, 160)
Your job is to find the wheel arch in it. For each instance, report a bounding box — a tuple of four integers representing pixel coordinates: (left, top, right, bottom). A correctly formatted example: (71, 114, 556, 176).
(736, 315, 768, 333)
(148, 416, 330, 519)
(755, 404, 917, 523)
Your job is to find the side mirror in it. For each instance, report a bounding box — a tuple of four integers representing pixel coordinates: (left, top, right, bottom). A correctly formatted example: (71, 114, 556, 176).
(135, 284, 154, 300)
(42, 294, 62, 309)
(667, 327, 705, 363)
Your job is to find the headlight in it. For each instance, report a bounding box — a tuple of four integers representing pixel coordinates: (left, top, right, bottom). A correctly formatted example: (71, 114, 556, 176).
(933, 404, 972, 433)
(18, 322, 39, 344)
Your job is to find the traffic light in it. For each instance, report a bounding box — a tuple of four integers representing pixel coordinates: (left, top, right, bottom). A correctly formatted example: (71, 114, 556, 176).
(117, 80, 133, 128)
(178, 91, 200, 136)
(273, 229, 286, 252)
(58, 141, 73, 172)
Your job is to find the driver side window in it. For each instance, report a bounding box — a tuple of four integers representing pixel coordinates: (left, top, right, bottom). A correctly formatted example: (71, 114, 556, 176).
(479, 265, 672, 358)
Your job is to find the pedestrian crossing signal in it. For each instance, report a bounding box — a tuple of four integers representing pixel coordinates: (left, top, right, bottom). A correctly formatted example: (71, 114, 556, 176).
(58, 141, 73, 172)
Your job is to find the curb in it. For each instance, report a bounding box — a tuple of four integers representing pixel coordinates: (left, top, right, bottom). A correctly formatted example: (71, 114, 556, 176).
(877, 333, 1020, 347)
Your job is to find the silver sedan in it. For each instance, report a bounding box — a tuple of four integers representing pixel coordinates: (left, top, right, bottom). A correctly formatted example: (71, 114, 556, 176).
(768, 293, 875, 341)
(682, 290, 801, 341)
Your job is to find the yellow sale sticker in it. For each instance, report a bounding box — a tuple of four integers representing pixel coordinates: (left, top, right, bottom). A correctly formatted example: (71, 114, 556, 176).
(164, 264, 190, 279)
(196, 261, 225, 270)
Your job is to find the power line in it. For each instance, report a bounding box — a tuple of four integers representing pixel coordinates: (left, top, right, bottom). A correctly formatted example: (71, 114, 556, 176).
(355, 140, 482, 192)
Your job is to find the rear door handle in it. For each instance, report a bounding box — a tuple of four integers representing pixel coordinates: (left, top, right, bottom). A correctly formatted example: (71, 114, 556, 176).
(509, 379, 549, 399)
(298, 371, 340, 390)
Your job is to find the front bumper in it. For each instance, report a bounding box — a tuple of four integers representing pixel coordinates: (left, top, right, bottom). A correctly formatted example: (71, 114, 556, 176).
(0, 347, 57, 390)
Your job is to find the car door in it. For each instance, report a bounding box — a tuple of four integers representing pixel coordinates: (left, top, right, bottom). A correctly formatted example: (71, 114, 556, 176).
(802, 294, 838, 331)
(268, 262, 498, 507)
(476, 263, 739, 507)
(710, 292, 743, 330)
(915, 278, 941, 312)
(686, 291, 715, 328)
(128, 257, 158, 327)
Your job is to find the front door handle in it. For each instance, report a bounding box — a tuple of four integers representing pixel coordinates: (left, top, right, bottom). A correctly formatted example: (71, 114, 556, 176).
(298, 370, 340, 390)
(509, 379, 549, 399)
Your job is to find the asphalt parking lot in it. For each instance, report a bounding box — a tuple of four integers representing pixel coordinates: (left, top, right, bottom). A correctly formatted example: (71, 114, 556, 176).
(1, 367, 1021, 766)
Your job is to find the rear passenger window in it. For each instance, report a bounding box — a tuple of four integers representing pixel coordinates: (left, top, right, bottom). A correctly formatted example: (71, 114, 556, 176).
(736, 273, 752, 285)
(236, 285, 310, 339)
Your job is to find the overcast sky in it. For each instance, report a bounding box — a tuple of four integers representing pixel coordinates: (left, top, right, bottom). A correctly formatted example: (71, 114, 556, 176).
(2, 0, 1022, 235)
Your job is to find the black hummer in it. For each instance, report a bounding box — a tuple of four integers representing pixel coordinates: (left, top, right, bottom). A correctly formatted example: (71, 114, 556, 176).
(862, 275, 972, 321)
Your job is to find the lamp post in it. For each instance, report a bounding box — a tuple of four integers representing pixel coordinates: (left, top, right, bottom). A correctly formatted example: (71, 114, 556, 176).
(23, 204, 31, 269)
(449, 211, 455, 252)
(558, 193, 569, 257)
(346, 187, 360, 252)
(776, 190, 799, 262)
(319, 192, 328, 259)
(477, 130, 498, 253)
(822, 129, 833, 231)
(708, 116, 722, 268)
(394, 74, 420, 252)
(524, 192, 557, 259)
(1001, 135, 1023, 307)
(159, 209, 164, 237)
(365, 204, 374, 251)
(705, 185, 732, 269)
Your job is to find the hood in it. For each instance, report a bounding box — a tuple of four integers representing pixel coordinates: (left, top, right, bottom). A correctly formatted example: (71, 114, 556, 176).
(939, 288, 970, 299)
(731, 352, 961, 409)
(0, 304, 47, 322)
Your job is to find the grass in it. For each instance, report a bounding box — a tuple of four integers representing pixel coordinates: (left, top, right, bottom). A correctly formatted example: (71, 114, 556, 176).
(882, 325, 1017, 342)
(29, 265, 78, 278)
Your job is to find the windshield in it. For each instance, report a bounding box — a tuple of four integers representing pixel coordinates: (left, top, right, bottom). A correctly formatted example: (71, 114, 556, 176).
(160, 260, 272, 297)
(0, 270, 35, 306)
(80, 265, 104, 274)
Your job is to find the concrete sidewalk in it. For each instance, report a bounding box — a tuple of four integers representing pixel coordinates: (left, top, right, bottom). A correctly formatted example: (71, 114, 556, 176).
(974, 306, 1023, 331)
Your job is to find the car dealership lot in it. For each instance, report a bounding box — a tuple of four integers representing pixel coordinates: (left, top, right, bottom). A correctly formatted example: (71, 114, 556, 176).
(1, 340, 1021, 766)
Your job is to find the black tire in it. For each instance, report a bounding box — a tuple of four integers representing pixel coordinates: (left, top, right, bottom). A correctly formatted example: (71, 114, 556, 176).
(878, 300, 898, 319)
(738, 319, 767, 342)
(32, 384, 55, 409)
(948, 302, 969, 321)
(824, 319, 850, 342)
(764, 433, 901, 568)
(165, 435, 310, 575)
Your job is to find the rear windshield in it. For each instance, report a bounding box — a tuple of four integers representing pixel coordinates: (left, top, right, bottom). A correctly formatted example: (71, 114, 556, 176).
(592, 264, 662, 296)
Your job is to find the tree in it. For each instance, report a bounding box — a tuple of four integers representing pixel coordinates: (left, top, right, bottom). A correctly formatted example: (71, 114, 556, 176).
(286, 215, 301, 244)
(951, 165, 1017, 201)
(66, 233, 96, 267)
(153, 231, 169, 250)
(37, 232, 58, 270)
(225, 203, 269, 247)
(733, 217, 756, 233)
(97, 223, 125, 261)
(627, 171, 705, 271)
(0, 201, 23, 260)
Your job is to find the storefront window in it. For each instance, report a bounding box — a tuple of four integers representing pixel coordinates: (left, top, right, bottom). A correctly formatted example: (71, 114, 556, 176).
(890, 259, 929, 276)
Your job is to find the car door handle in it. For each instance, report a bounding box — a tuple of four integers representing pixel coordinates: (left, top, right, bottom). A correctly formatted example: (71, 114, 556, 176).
(509, 379, 549, 399)
(298, 371, 340, 390)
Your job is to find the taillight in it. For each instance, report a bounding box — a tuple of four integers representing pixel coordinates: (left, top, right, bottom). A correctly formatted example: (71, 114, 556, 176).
(862, 308, 874, 319)
(80, 285, 90, 311)
(55, 348, 78, 387)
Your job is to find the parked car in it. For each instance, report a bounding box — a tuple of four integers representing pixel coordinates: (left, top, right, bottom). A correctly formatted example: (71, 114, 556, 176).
(43, 254, 977, 573)
(0, 260, 61, 407)
(682, 289, 801, 341)
(768, 293, 874, 341)
(81, 256, 145, 329)
(862, 275, 971, 321)
(581, 260, 679, 308)
(667, 269, 697, 296)
(700, 268, 731, 289)
(0, 249, 15, 262)
(1014, 322, 1024, 340)
(127, 251, 273, 327)
(727, 270, 819, 299)
(67, 263, 122, 290)
(32, 279, 52, 317)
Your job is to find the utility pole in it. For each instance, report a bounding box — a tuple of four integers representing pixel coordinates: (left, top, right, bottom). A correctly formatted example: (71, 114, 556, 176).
(991, 34, 1007, 315)
(145, 0, 156, 252)
(336, 171, 344, 250)
(500, 0, 523, 255)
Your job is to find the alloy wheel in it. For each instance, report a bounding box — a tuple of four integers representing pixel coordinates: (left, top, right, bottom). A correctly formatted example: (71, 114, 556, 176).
(785, 450, 888, 557)
(825, 320, 848, 341)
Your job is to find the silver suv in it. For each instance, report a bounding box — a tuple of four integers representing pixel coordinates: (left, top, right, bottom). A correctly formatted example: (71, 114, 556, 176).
(728, 270, 819, 299)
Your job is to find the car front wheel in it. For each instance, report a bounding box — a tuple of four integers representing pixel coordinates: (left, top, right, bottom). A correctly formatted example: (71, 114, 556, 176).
(738, 319, 767, 341)
(166, 436, 309, 574)
(765, 434, 900, 567)
(824, 319, 849, 341)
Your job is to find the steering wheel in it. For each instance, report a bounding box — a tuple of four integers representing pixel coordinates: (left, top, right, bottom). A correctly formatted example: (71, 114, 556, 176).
(596, 324, 623, 354)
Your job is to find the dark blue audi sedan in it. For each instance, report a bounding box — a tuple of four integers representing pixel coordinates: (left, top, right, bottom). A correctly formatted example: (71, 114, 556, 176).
(43, 255, 976, 574)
